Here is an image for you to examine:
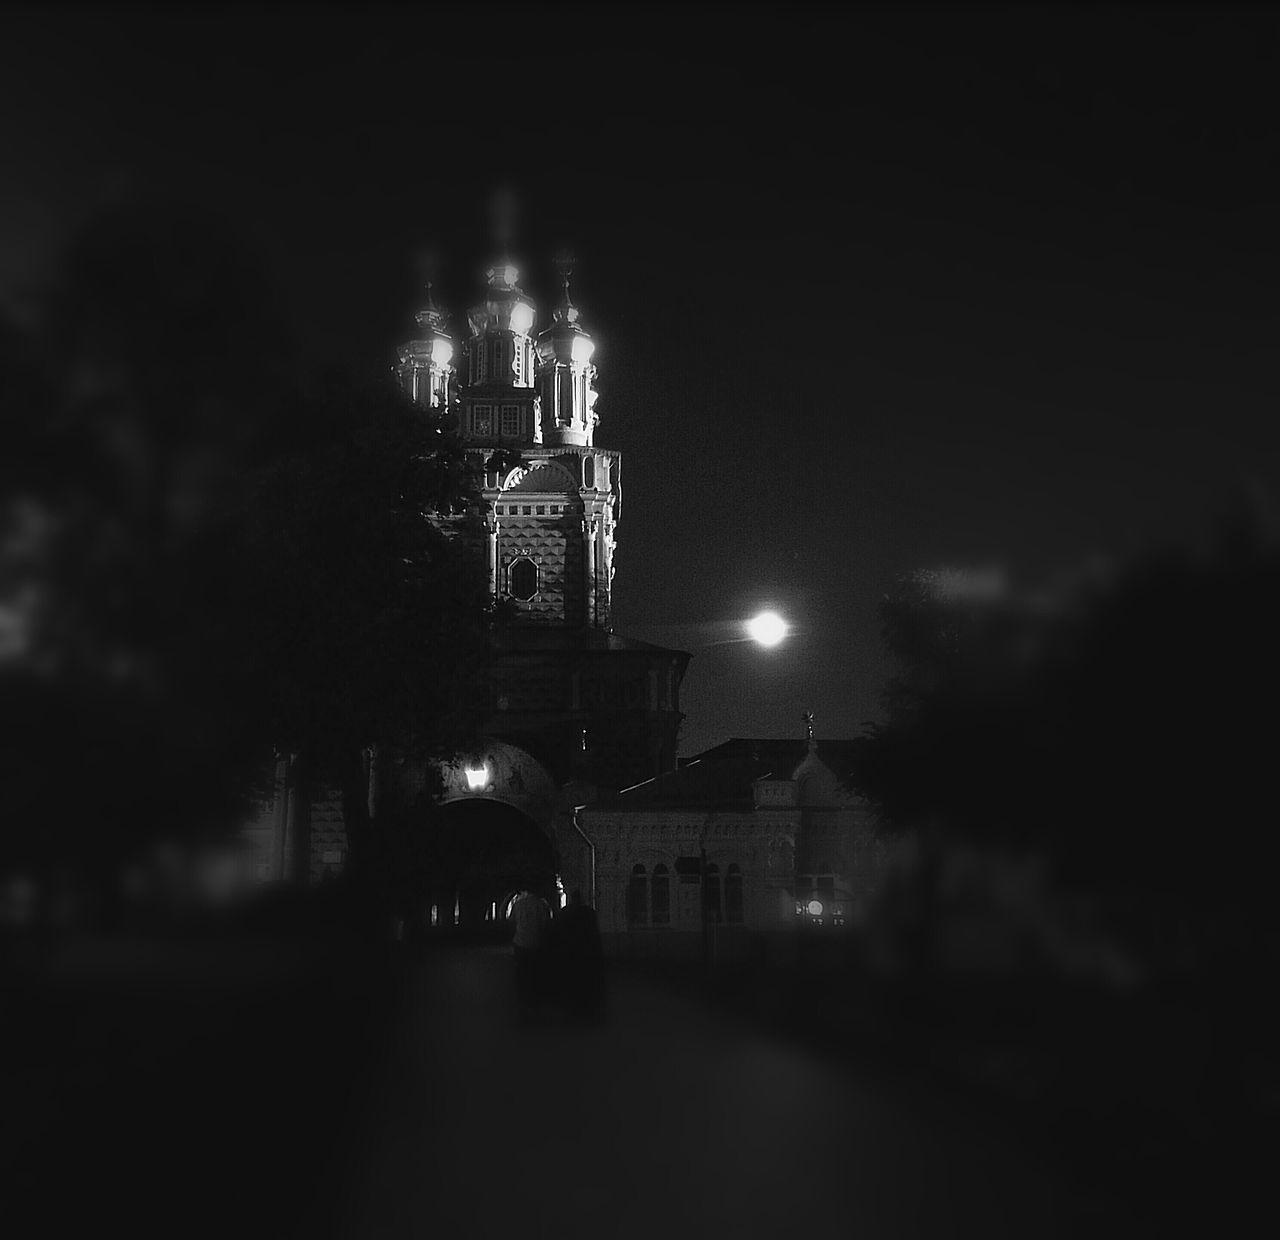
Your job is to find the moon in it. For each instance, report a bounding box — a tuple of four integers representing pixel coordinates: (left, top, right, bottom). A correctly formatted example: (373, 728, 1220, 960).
(746, 610, 787, 647)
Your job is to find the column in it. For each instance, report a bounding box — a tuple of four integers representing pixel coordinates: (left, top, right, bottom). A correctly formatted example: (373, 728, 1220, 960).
(486, 510, 499, 597)
(583, 515, 597, 627)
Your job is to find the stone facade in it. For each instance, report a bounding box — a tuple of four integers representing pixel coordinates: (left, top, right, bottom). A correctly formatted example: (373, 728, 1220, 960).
(578, 739, 894, 959)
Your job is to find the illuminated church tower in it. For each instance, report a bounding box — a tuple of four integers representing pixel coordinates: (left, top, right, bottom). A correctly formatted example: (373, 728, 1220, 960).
(394, 250, 685, 793)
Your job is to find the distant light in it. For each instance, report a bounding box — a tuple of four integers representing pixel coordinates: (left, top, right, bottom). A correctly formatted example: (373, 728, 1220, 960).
(464, 765, 489, 791)
(509, 301, 535, 335)
(571, 334, 595, 365)
(747, 611, 787, 647)
(431, 336, 454, 368)
(806, 898, 824, 917)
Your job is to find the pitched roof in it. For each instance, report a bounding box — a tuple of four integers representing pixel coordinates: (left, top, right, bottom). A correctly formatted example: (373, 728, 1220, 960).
(590, 737, 862, 810)
(684, 737, 862, 779)
(601, 755, 773, 809)
(491, 627, 690, 661)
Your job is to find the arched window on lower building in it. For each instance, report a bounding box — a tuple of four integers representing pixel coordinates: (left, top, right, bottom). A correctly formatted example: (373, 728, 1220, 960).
(725, 864, 743, 924)
(651, 864, 670, 925)
(704, 864, 721, 924)
(627, 864, 647, 927)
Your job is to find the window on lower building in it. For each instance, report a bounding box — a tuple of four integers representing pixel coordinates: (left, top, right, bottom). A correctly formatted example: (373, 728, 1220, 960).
(725, 864, 743, 924)
(627, 865, 647, 926)
(651, 865, 670, 926)
(501, 404, 520, 437)
(473, 404, 493, 435)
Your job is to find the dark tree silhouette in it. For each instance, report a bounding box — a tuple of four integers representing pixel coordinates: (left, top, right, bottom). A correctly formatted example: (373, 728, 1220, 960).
(849, 509, 1280, 981)
(0, 199, 489, 919)
(236, 373, 491, 890)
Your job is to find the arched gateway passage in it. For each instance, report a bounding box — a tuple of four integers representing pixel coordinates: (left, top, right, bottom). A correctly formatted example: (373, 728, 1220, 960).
(428, 799, 556, 933)
(419, 741, 562, 935)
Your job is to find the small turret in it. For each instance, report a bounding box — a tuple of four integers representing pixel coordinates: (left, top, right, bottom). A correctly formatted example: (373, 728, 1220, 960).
(394, 278, 455, 410)
(463, 260, 538, 389)
(535, 252, 598, 447)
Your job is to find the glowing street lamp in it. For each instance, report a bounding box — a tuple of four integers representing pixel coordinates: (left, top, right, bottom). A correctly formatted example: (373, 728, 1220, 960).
(746, 611, 787, 648)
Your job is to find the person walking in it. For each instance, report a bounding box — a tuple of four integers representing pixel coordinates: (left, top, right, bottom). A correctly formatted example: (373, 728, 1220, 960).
(508, 887, 551, 1013)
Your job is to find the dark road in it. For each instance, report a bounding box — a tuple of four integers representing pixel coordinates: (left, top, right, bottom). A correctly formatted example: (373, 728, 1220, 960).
(342, 946, 1115, 1239)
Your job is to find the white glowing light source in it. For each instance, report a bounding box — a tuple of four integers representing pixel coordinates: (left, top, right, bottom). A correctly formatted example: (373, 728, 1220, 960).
(464, 765, 489, 791)
(571, 335, 595, 365)
(746, 611, 787, 647)
(807, 898, 824, 917)
(509, 302, 535, 335)
(431, 336, 454, 368)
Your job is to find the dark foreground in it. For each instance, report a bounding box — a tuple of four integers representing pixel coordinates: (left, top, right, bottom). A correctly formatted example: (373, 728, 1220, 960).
(3, 911, 1272, 1238)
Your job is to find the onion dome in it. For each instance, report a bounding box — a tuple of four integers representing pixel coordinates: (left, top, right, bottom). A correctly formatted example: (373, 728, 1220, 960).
(535, 252, 598, 446)
(395, 279, 455, 408)
(535, 252, 595, 367)
(467, 261, 537, 339)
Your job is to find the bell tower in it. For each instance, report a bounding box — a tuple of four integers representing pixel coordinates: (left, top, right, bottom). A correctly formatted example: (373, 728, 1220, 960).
(392, 232, 687, 794)
(416, 247, 616, 632)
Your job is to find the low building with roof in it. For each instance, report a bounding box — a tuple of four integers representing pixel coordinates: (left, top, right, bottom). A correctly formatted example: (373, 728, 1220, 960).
(577, 720, 897, 960)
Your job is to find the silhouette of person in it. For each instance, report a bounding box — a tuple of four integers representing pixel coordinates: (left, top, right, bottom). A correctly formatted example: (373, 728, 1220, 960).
(551, 889, 605, 1022)
(508, 888, 550, 1011)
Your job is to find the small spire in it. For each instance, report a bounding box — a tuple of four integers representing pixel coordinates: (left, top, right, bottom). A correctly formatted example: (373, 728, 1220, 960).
(552, 248, 580, 323)
(413, 247, 445, 329)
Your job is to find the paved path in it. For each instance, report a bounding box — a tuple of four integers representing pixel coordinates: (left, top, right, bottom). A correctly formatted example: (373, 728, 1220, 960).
(342, 947, 1116, 1239)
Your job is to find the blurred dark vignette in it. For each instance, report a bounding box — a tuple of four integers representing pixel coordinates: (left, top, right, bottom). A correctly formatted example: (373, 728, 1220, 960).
(3, 5, 1280, 1239)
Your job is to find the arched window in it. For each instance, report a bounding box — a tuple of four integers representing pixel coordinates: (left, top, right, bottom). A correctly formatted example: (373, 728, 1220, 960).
(583, 456, 595, 488)
(627, 865, 647, 927)
(509, 557, 538, 601)
(651, 865, 670, 926)
(704, 864, 721, 924)
(725, 864, 743, 924)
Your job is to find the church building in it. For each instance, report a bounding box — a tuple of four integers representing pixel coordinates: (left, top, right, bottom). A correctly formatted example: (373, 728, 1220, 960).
(244, 247, 893, 954)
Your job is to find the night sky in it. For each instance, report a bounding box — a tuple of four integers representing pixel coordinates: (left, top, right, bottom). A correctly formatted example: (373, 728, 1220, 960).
(5, 4, 1279, 754)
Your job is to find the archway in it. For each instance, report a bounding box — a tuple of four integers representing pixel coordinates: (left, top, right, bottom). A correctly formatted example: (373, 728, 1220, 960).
(427, 799, 557, 935)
